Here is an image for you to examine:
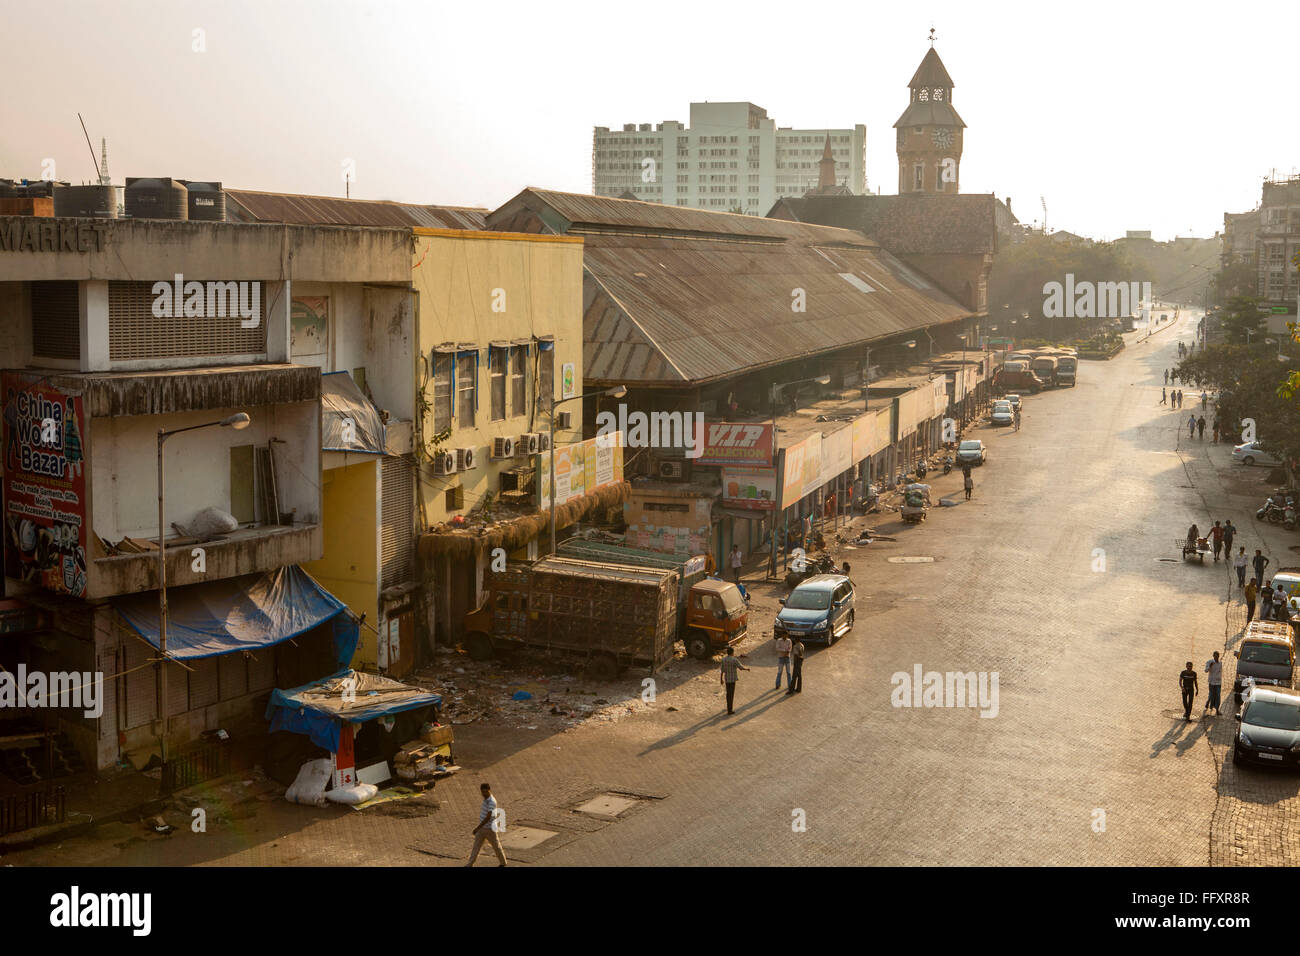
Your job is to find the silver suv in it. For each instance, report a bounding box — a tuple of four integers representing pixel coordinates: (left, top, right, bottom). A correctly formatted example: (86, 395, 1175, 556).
(1234, 684, 1300, 767)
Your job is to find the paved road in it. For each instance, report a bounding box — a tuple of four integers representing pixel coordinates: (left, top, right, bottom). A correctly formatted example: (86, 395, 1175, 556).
(15, 309, 1300, 868)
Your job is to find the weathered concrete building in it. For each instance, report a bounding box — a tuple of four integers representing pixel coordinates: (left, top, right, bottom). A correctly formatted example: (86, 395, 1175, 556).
(0, 213, 410, 772)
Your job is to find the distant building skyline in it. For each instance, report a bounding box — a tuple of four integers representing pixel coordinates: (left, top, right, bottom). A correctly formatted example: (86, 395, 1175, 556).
(592, 101, 866, 214)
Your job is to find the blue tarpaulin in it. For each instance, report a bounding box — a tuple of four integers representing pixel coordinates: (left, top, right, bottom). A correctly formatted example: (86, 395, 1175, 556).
(113, 565, 359, 665)
(265, 668, 443, 752)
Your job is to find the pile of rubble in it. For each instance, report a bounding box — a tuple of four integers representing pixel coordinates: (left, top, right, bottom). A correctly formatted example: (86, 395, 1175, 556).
(407, 648, 656, 732)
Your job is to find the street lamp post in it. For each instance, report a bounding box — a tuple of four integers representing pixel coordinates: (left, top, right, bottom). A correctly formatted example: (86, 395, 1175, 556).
(156, 412, 250, 762)
(548, 385, 626, 555)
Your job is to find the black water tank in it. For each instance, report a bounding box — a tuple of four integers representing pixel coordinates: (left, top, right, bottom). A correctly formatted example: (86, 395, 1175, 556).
(53, 184, 119, 218)
(125, 177, 188, 219)
(182, 181, 225, 221)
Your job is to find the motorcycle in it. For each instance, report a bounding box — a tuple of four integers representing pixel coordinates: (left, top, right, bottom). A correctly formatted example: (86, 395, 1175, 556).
(943, 455, 954, 475)
(915, 460, 928, 480)
(1258, 497, 1286, 524)
(784, 551, 840, 589)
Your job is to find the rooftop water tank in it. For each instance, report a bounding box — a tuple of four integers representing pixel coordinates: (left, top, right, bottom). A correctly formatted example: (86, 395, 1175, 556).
(181, 181, 225, 221)
(53, 184, 119, 218)
(124, 177, 188, 220)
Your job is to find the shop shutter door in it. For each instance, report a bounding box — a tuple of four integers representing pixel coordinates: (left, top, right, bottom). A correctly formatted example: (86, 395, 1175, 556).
(108, 280, 267, 361)
(123, 632, 156, 730)
(380, 456, 414, 589)
(31, 281, 81, 360)
(248, 648, 275, 693)
(167, 658, 188, 716)
(189, 656, 219, 709)
(97, 642, 119, 741)
(219, 652, 248, 701)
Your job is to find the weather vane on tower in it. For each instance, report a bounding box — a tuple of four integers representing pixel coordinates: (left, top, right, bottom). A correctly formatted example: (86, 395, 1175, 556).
(929, 26, 937, 47)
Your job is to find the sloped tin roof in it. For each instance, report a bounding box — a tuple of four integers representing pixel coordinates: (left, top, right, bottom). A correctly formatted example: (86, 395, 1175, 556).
(224, 188, 487, 230)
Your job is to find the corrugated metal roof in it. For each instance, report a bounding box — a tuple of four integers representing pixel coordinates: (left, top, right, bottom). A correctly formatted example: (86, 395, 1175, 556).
(224, 188, 487, 230)
(484, 189, 973, 387)
(580, 232, 972, 385)
(499, 188, 877, 247)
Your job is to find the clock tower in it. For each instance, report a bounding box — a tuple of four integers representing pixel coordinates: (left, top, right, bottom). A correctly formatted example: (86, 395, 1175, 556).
(894, 37, 966, 195)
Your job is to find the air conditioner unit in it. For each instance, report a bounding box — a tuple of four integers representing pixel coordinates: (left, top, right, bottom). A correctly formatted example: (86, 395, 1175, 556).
(491, 436, 516, 460)
(455, 446, 477, 471)
(537, 433, 552, 452)
(555, 411, 573, 429)
(658, 459, 689, 481)
(431, 451, 457, 475)
(516, 433, 540, 455)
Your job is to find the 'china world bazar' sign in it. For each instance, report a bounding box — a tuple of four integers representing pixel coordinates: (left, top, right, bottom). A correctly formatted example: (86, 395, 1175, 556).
(696, 422, 774, 466)
(2, 374, 88, 597)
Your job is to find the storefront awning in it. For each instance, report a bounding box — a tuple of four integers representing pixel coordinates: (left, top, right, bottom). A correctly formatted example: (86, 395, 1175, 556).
(112, 565, 358, 664)
(322, 371, 386, 454)
(266, 668, 443, 751)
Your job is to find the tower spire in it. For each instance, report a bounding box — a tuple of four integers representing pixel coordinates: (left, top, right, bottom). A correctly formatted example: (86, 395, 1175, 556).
(817, 133, 836, 189)
(929, 26, 937, 48)
(99, 137, 110, 186)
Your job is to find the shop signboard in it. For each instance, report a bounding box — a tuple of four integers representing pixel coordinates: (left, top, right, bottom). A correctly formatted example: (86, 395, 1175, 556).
(2, 373, 87, 597)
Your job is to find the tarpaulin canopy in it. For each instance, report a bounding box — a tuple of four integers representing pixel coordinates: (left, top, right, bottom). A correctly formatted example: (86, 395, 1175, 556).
(322, 370, 386, 453)
(265, 668, 443, 752)
(113, 565, 359, 665)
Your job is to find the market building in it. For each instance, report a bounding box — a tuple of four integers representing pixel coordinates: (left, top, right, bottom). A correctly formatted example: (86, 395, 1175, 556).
(217, 189, 600, 650)
(483, 188, 979, 569)
(0, 210, 410, 777)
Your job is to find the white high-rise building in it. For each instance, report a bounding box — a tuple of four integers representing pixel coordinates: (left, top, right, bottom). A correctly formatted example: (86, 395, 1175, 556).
(592, 102, 866, 215)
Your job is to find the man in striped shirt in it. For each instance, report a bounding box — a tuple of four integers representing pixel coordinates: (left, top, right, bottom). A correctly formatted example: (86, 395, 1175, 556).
(720, 646, 749, 715)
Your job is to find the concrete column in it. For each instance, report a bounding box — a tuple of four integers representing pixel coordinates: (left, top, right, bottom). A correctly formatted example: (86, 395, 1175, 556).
(265, 279, 291, 362)
(82, 280, 110, 371)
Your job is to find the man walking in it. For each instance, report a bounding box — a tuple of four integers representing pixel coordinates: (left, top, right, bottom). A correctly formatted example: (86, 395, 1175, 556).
(1188, 415, 1196, 439)
(1233, 545, 1248, 589)
(787, 637, 805, 695)
(1197, 415, 1206, 440)
(720, 645, 749, 715)
(466, 782, 507, 867)
(1013, 405, 1021, 431)
(1179, 661, 1198, 722)
(1223, 520, 1236, 555)
(963, 469, 974, 501)
(1205, 652, 1223, 716)
(1253, 549, 1270, 588)
(1160, 387, 1167, 405)
(774, 633, 792, 691)
(1261, 582, 1275, 622)
(1246, 577, 1258, 622)
(1164, 369, 1169, 385)
(729, 544, 743, 586)
(1210, 521, 1224, 562)
(1212, 419, 1220, 444)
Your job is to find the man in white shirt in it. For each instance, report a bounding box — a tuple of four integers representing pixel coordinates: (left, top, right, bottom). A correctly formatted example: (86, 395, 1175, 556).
(466, 782, 507, 867)
(1204, 652, 1223, 716)
(729, 545, 743, 585)
(774, 634, 792, 690)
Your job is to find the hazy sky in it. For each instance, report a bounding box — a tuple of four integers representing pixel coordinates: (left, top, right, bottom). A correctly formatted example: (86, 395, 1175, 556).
(4, 0, 1296, 240)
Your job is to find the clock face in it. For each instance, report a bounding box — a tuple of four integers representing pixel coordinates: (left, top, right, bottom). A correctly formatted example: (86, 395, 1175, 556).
(932, 128, 953, 149)
(933, 88, 945, 101)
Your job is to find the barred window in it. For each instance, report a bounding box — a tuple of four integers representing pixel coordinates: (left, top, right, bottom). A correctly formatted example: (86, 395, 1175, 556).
(510, 346, 527, 417)
(432, 352, 453, 433)
(457, 353, 476, 429)
(489, 346, 507, 422)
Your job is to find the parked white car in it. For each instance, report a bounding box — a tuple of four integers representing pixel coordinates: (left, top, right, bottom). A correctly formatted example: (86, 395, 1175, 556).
(1233, 442, 1282, 467)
